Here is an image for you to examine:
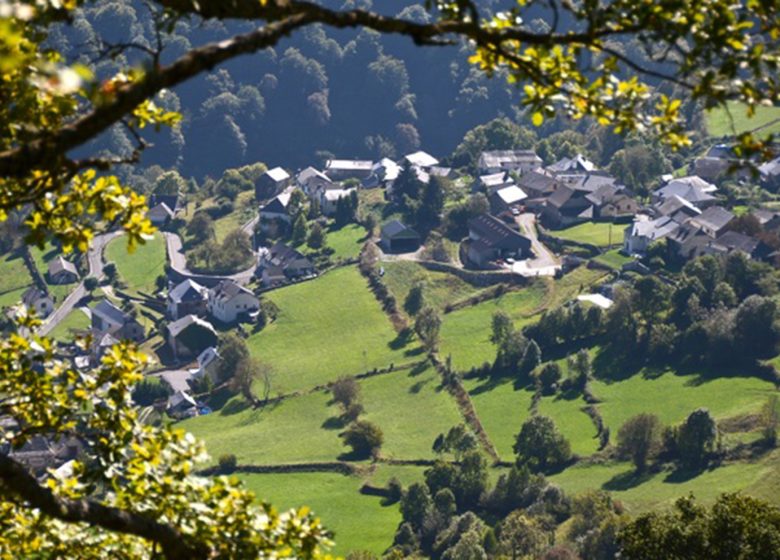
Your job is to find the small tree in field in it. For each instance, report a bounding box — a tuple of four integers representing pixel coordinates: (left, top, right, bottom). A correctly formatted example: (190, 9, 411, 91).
(403, 282, 425, 316)
(341, 420, 384, 459)
(415, 306, 441, 352)
(617, 414, 661, 473)
(331, 377, 360, 409)
(514, 415, 571, 473)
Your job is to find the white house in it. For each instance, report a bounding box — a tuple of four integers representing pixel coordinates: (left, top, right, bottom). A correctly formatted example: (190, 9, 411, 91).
(478, 150, 543, 175)
(320, 187, 356, 215)
(189, 346, 222, 384)
(259, 187, 296, 226)
(296, 166, 333, 196)
(623, 215, 680, 255)
(207, 280, 260, 324)
(403, 150, 439, 170)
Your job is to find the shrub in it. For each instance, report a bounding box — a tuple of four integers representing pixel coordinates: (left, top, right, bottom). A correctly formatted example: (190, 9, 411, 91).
(218, 453, 237, 474)
(341, 420, 383, 459)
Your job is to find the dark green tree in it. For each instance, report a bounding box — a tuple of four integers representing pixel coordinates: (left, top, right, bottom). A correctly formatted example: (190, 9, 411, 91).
(514, 415, 572, 472)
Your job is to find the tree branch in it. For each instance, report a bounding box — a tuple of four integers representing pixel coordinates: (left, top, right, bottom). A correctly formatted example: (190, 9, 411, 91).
(0, 13, 315, 178)
(0, 454, 206, 559)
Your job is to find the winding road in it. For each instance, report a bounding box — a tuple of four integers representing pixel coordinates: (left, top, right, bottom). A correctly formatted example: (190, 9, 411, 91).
(39, 232, 121, 336)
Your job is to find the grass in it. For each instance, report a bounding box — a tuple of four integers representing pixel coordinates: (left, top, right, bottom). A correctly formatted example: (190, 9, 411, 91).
(0, 251, 33, 308)
(438, 282, 548, 372)
(591, 369, 778, 435)
(49, 309, 90, 341)
(241, 472, 401, 556)
(366, 464, 429, 488)
(381, 261, 486, 314)
(552, 222, 620, 248)
(593, 249, 634, 271)
(326, 223, 366, 260)
(212, 191, 256, 243)
(105, 233, 167, 296)
(551, 452, 779, 513)
(537, 394, 600, 457)
(360, 366, 463, 460)
(706, 101, 780, 137)
(245, 266, 421, 394)
(182, 390, 345, 465)
(28, 243, 79, 303)
(463, 377, 534, 461)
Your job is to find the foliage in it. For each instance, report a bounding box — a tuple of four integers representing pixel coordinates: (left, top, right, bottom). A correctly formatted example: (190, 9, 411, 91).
(341, 420, 384, 459)
(675, 408, 719, 470)
(514, 415, 572, 473)
(415, 306, 441, 352)
(619, 493, 780, 560)
(617, 414, 662, 472)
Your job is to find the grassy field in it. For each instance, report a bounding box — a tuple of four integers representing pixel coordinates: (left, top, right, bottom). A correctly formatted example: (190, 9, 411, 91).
(551, 451, 778, 514)
(591, 369, 777, 435)
(537, 393, 600, 457)
(0, 251, 33, 308)
(381, 261, 486, 314)
(183, 390, 345, 465)
(463, 377, 535, 460)
(241, 472, 401, 556)
(245, 266, 421, 394)
(49, 309, 90, 341)
(212, 191, 256, 243)
(360, 366, 463, 460)
(593, 249, 634, 271)
(552, 222, 620, 248)
(706, 101, 780, 137)
(105, 233, 167, 296)
(439, 284, 549, 372)
(28, 243, 79, 303)
(326, 223, 366, 260)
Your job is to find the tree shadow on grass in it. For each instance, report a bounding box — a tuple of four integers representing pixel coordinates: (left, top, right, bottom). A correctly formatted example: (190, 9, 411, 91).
(322, 416, 346, 430)
(410, 377, 432, 394)
(221, 397, 251, 416)
(389, 328, 415, 351)
(404, 346, 426, 358)
(337, 450, 371, 462)
(602, 468, 655, 491)
(468, 376, 512, 396)
(663, 466, 710, 484)
(409, 362, 429, 377)
(592, 344, 645, 382)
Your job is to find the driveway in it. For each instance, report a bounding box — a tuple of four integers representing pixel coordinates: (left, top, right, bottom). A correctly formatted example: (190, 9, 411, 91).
(512, 213, 561, 277)
(164, 231, 257, 285)
(40, 231, 121, 336)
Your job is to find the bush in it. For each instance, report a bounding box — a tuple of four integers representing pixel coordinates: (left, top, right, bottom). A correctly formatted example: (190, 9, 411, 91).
(84, 277, 99, 291)
(132, 378, 171, 406)
(341, 420, 384, 459)
(514, 415, 572, 473)
(218, 453, 237, 474)
(386, 477, 403, 504)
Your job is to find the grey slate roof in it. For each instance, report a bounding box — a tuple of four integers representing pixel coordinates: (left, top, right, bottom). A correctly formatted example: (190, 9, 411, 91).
(48, 256, 78, 278)
(381, 220, 419, 240)
(168, 279, 207, 304)
(92, 300, 129, 325)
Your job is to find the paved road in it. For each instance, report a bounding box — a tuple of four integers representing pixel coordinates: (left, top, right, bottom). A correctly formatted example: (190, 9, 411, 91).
(40, 231, 121, 336)
(512, 213, 561, 277)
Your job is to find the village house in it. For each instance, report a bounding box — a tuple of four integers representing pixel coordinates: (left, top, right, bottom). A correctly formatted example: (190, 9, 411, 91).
(380, 220, 421, 253)
(403, 150, 439, 170)
(166, 390, 199, 419)
(652, 194, 702, 222)
(91, 332, 119, 364)
(167, 314, 218, 361)
(585, 184, 640, 220)
(189, 346, 222, 385)
(149, 193, 179, 214)
(21, 287, 54, 318)
(296, 166, 333, 196)
(546, 154, 597, 174)
(687, 206, 735, 238)
(363, 158, 401, 189)
(255, 167, 291, 201)
(259, 187, 297, 228)
(91, 300, 145, 342)
(325, 159, 373, 181)
(478, 172, 515, 195)
(207, 280, 260, 324)
(478, 150, 542, 175)
(691, 144, 752, 181)
(490, 185, 528, 215)
(542, 185, 594, 227)
(517, 169, 559, 201)
(47, 256, 79, 285)
(259, 242, 316, 287)
(166, 278, 209, 320)
(711, 231, 773, 261)
(759, 156, 780, 190)
(320, 187, 357, 216)
(147, 201, 175, 226)
(652, 176, 718, 208)
(623, 215, 680, 255)
(467, 213, 533, 268)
